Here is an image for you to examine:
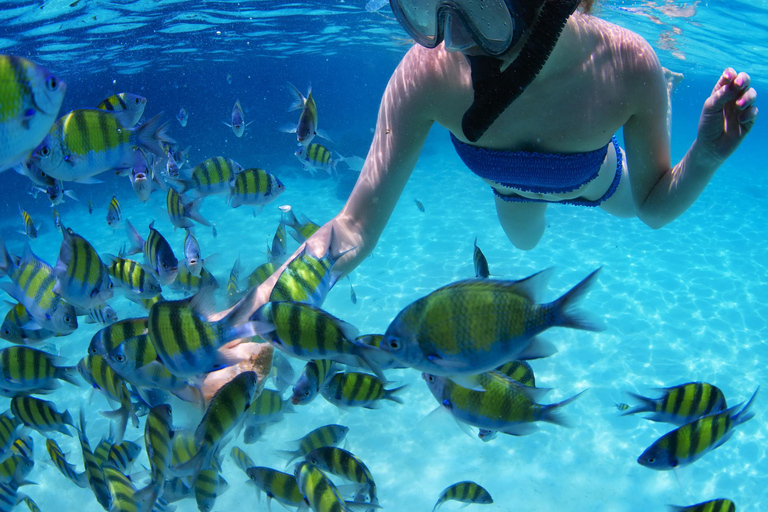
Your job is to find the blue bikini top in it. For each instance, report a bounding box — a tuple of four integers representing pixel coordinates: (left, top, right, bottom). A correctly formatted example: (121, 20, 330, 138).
(450, 132, 611, 194)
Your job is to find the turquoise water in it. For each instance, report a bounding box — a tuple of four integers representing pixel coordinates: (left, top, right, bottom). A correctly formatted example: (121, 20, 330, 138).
(1, 1, 767, 511)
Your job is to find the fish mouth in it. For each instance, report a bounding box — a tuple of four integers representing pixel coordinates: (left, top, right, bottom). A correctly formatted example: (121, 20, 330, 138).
(135, 173, 147, 181)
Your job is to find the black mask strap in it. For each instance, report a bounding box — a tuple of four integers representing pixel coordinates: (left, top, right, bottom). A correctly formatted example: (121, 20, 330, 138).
(461, 0, 581, 143)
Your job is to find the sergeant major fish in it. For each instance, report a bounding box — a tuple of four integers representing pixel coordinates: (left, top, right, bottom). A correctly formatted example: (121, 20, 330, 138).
(280, 207, 320, 244)
(97, 92, 147, 127)
(125, 219, 179, 286)
(18, 207, 38, 239)
(106, 195, 122, 228)
(286, 83, 328, 147)
(223, 99, 251, 137)
(176, 106, 188, 127)
(432, 481, 493, 512)
(52, 226, 113, 310)
(172, 156, 243, 199)
(621, 382, 727, 426)
(229, 168, 285, 212)
(166, 187, 210, 229)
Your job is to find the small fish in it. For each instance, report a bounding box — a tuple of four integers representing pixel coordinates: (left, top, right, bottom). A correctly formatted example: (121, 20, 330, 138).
(211, 223, 218, 238)
(10, 434, 32, 461)
(291, 359, 337, 406)
(280, 208, 320, 243)
(125, 219, 179, 286)
(97, 92, 147, 126)
(106, 195, 122, 227)
(137, 404, 174, 506)
(182, 228, 208, 277)
(0, 453, 33, 487)
(18, 207, 39, 239)
(38, 178, 77, 206)
(277, 424, 349, 464)
(246, 261, 276, 289)
(76, 410, 112, 510)
(107, 441, 142, 473)
(229, 168, 285, 211)
(0, 482, 21, 512)
(668, 499, 736, 512)
(242, 423, 268, 445)
(171, 265, 219, 295)
(496, 360, 536, 387)
(176, 106, 188, 127)
(87, 317, 148, 357)
(295, 461, 352, 512)
(637, 388, 759, 471)
(129, 161, 154, 202)
(88, 199, 93, 213)
(621, 382, 727, 426)
(52, 225, 114, 309)
(286, 83, 325, 147)
(0, 345, 79, 396)
(165, 148, 180, 178)
(46, 438, 88, 488)
(230, 446, 254, 473)
(166, 187, 210, 229)
(423, 372, 584, 437)
(0, 241, 78, 335)
(269, 223, 287, 265)
(349, 280, 357, 304)
(615, 402, 630, 412)
(102, 463, 138, 512)
(0, 412, 20, 463)
(380, 268, 602, 377)
(224, 99, 252, 137)
(295, 143, 340, 176)
(147, 289, 260, 378)
(245, 467, 305, 509)
(32, 110, 173, 183)
(10, 395, 74, 436)
(104, 254, 162, 299)
(85, 303, 118, 325)
(226, 73, 232, 85)
(195, 468, 229, 512)
(414, 199, 425, 212)
(305, 446, 377, 504)
(271, 350, 295, 393)
(322, 372, 405, 409)
(52, 208, 61, 228)
(473, 237, 490, 278)
(0, 56, 66, 172)
(177, 156, 244, 198)
(226, 257, 241, 302)
(432, 481, 493, 512)
(245, 388, 294, 427)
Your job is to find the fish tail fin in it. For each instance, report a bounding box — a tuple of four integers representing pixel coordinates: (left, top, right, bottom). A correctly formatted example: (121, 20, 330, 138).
(57, 365, 82, 387)
(124, 219, 144, 256)
(620, 392, 655, 416)
(0, 236, 11, 275)
(384, 384, 407, 404)
(733, 386, 759, 425)
(551, 268, 603, 332)
(135, 114, 176, 158)
(186, 197, 211, 227)
(134, 483, 160, 512)
(279, 209, 300, 230)
(537, 389, 587, 427)
(286, 82, 306, 111)
(100, 406, 128, 445)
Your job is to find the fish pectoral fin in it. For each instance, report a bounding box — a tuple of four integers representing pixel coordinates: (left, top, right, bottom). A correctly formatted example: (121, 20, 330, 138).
(515, 337, 558, 361)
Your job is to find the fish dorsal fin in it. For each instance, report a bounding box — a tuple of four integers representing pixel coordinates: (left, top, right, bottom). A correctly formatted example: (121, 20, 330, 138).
(187, 286, 217, 319)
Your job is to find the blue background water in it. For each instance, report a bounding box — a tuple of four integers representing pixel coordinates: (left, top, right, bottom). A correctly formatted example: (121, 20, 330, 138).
(1, 1, 767, 511)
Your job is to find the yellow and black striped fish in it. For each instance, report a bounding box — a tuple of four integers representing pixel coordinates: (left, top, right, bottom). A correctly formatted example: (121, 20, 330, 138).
(280, 208, 320, 244)
(295, 461, 349, 512)
(0, 412, 20, 464)
(229, 446, 255, 473)
(229, 168, 285, 209)
(166, 187, 209, 229)
(669, 499, 736, 512)
(0, 345, 80, 396)
(46, 438, 88, 488)
(295, 143, 336, 175)
(246, 261, 277, 289)
(245, 466, 305, 509)
(305, 446, 377, 505)
(278, 424, 349, 464)
(171, 265, 219, 295)
(88, 317, 148, 357)
(622, 382, 727, 426)
(136, 404, 174, 508)
(10, 395, 74, 436)
(107, 441, 142, 473)
(638, 387, 758, 470)
(226, 257, 241, 303)
(106, 195, 122, 227)
(18, 207, 38, 239)
(10, 434, 32, 460)
(0, 302, 56, 345)
(245, 388, 293, 426)
(321, 371, 405, 409)
(125, 219, 179, 286)
(0, 453, 33, 486)
(77, 410, 112, 509)
(52, 226, 113, 309)
(496, 360, 536, 387)
(174, 156, 243, 198)
(432, 481, 493, 512)
(194, 468, 229, 512)
(104, 254, 162, 299)
(97, 92, 146, 126)
(102, 463, 138, 512)
(287, 83, 319, 146)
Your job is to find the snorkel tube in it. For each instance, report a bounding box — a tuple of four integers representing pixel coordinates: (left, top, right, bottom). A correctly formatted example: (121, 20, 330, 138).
(461, 0, 582, 142)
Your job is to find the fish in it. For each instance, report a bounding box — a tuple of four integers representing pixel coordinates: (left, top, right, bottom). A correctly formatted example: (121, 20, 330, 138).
(668, 499, 736, 512)
(195, 468, 229, 512)
(353, 334, 408, 371)
(106, 195, 122, 227)
(212, 223, 218, 238)
(166, 187, 210, 229)
(286, 83, 327, 147)
(252, 301, 384, 381)
(45, 438, 88, 488)
(292, 359, 339, 406)
(185, 371, 259, 472)
(496, 360, 536, 386)
(0, 453, 33, 487)
(18, 207, 38, 239)
(223, 99, 251, 137)
(134, 404, 173, 509)
(280, 208, 320, 244)
(244, 388, 294, 428)
(637, 387, 759, 470)
(423, 371, 584, 437)
(107, 441, 142, 473)
(269, 229, 351, 307)
(321, 372, 405, 409)
(269, 223, 287, 265)
(183, 228, 203, 276)
(147, 289, 262, 378)
(277, 424, 349, 464)
(226, 257, 241, 302)
(85, 303, 118, 325)
(37, 178, 77, 206)
(9, 434, 32, 461)
(229, 168, 285, 211)
(414, 199, 425, 212)
(129, 161, 154, 202)
(10, 395, 74, 436)
(0, 482, 21, 512)
(349, 280, 357, 304)
(165, 147, 180, 178)
(295, 461, 357, 512)
(615, 402, 630, 412)
(432, 481, 493, 512)
(0, 56, 66, 172)
(1, 302, 57, 346)
(621, 382, 728, 426)
(173, 156, 243, 199)
(473, 237, 490, 278)
(171, 265, 219, 295)
(230, 446, 254, 473)
(0, 345, 79, 397)
(88, 199, 93, 213)
(52, 208, 61, 228)
(176, 107, 188, 127)
(245, 467, 305, 509)
(125, 219, 179, 286)
(380, 268, 602, 377)
(0, 413, 20, 464)
(96, 92, 147, 126)
(226, 74, 232, 85)
(104, 254, 162, 299)
(21, 497, 40, 512)
(270, 350, 295, 393)
(31, 109, 173, 183)
(102, 463, 138, 512)
(305, 446, 377, 504)
(87, 317, 148, 357)
(76, 410, 112, 510)
(0, 241, 78, 334)
(246, 261, 277, 289)
(52, 225, 114, 309)
(295, 143, 340, 176)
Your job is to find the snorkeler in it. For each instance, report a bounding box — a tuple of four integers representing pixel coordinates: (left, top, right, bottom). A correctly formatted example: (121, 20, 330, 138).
(245, 0, 757, 311)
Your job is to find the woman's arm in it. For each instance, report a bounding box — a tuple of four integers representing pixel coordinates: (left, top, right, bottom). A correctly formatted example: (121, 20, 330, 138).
(623, 41, 757, 229)
(243, 46, 438, 315)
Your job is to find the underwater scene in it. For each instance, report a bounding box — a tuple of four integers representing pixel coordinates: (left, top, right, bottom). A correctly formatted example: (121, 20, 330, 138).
(0, 1, 767, 511)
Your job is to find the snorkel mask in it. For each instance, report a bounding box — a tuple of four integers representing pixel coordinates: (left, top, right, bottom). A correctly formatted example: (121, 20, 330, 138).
(390, 0, 581, 142)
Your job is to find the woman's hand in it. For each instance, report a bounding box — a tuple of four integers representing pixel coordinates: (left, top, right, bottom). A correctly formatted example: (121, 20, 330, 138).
(696, 68, 757, 163)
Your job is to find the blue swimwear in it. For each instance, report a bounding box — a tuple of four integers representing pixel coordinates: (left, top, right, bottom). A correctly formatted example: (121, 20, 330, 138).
(450, 133, 623, 207)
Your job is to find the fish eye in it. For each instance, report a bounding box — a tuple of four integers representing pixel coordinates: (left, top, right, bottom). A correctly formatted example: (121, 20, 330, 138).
(386, 337, 400, 350)
(134, 98, 141, 104)
(46, 76, 59, 91)
(40, 146, 50, 157)
(116, 354, 125, 362)
(108, 282, 114, 289)
(2, 328, 9, 336)
(647, 457, 655, 464)
(670, 460, 677, 468)
(63, 315, 71, 323)
(426, 375, 435, 383)
(162, 263, 168, 269)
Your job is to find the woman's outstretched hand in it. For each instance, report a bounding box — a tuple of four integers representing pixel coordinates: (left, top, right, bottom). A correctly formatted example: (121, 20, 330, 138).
(696, 68, 757, 163)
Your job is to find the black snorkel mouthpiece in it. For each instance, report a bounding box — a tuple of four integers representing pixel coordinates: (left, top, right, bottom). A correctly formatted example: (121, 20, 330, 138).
(461, 0, 582, 143)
